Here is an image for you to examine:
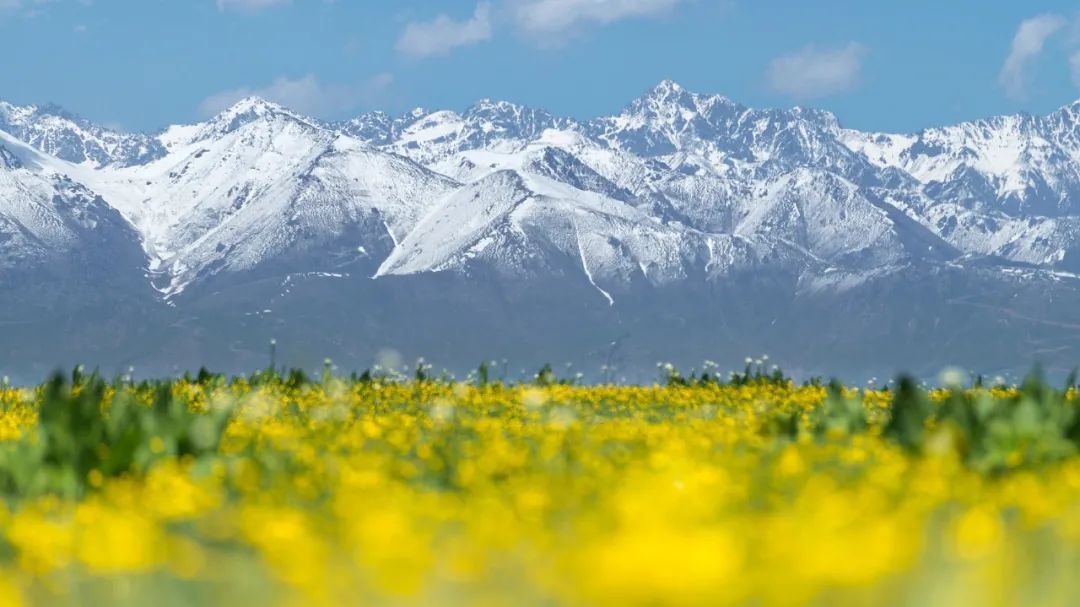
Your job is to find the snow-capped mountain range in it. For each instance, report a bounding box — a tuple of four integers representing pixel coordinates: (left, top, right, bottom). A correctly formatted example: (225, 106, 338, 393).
(4, 80, 1080, 380)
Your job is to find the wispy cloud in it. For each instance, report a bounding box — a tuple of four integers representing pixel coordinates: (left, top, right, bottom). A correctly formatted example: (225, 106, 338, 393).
(396, 0, 688, 57)
(198, 73, 394, 118)
(999, 14, 1066, 100)
(0, 0, 61, 13)
(216, 0, 290, 12)
(1069, 51, 1080, 89)
(767, 43, 867, 99)
(396, 2, 493, 58)
(511, 0, 683, 36)
(1, 0, 88, 20)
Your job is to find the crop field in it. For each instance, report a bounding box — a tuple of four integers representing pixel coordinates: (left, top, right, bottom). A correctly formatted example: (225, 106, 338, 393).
(0, 364, 1079, 606)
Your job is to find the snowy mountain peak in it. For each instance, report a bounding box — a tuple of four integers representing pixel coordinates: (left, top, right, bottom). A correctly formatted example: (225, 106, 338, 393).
(219, 96, 294, 118)
(0, 101, 77, 125)
(635, 80, 740, 114)
(8, 85, 1080, 377)
(34, 102, 81, 122)
(160, 96, 326, 150)
(335, 111, 395, 145)
(653, 79, 684, 93)
(788, 106, 841, 131)
(0, 101, 27, 122)
(0, 100, 164, 168)
(1050, 99, 1080, 124)
(639, 80, 706, 108)
(635, 80, 692, 110)
(466, 98, 525, 114)
(7, 83, 1080, 298)
(207, 96, 316, 132)
(463, 98, 565, 140)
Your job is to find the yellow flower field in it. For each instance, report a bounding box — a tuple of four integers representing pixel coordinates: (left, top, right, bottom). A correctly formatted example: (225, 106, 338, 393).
(0, 369, 1078, 606)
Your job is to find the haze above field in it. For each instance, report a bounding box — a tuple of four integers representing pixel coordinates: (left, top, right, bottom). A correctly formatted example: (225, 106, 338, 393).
(3, 1, 1080, 134)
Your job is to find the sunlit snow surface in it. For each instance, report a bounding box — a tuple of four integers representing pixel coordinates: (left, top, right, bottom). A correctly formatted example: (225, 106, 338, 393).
(5, 82, 1080, 301)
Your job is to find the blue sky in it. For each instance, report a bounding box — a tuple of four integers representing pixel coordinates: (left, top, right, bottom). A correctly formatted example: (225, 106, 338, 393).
(2, 1, 1080, 133)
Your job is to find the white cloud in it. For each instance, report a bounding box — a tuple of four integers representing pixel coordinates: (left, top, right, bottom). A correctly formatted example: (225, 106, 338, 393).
(0, 0, 68, 18)
(198, 73, 394, 118)
(1070, 51, 1080, 89)
(216, 0, 290, 12)
(512, 0, 683, 35)
(767, 43, 867, 99)
(2, 0, 96, 8)
(999, 14, 1066, 100)
(0, 0, 53, 10)
(396, 2, 493, 58)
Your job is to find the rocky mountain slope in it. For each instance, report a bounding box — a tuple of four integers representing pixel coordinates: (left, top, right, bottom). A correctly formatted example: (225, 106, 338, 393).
(3, 82, 1080, 380)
